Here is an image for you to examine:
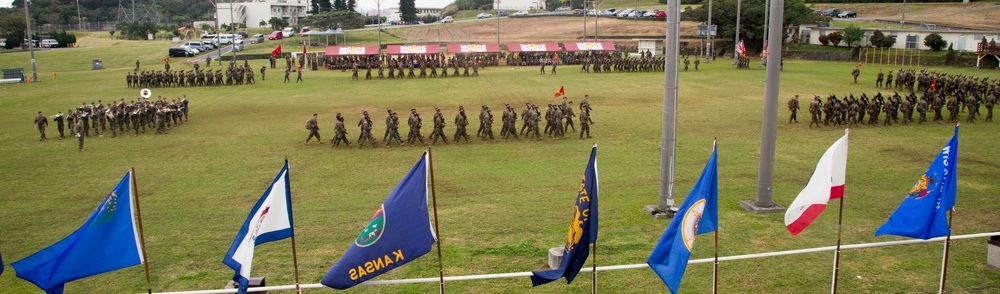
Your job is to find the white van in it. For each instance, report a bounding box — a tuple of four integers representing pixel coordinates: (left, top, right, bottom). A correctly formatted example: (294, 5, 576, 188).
(219, 34, 235, 45)
(281, 27, 295, 38)
(40, 39, 58, 48)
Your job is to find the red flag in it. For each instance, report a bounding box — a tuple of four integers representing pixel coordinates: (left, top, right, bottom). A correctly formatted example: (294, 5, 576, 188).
(272, 45, 282, 57)
(303, 45, 307, 55)
(163, 57, 169, 63)
(554, 86, 565, 98)
(761, 43, 768, 57)
(736, 40, 746, 57)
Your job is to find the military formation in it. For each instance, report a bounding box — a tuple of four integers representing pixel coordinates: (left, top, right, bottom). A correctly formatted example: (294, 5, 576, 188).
(126, 62, 256, 88)
(326, 54, 495, 80)
(33, 97, 191, 151)
(795, 70, 998, 128)
(308, 96, 595, 149)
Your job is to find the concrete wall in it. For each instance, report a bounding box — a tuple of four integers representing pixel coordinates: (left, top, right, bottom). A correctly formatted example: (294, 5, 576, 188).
(800, 26, 1000, 52)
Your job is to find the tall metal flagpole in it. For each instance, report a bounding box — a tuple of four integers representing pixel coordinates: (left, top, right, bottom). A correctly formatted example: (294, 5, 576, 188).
(740, 0, 786, 214)
(427, 148, 446, 294)
(591, 142, 598, 294)
(733, 0, 741, 64)
(583, 0, 587, 42)
(706, 0, 712, 63)
(286, 158, 302, 294)
(24, 1, 38, 83)
(131, 167, 154, 294)
(648, 0, 681, 217)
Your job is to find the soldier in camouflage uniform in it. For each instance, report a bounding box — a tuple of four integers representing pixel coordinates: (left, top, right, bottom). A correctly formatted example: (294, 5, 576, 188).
(809, 96, 822, 128)
(788, 95, 800, 123)
(579, 109, 593, 139)
(430, 107, 448, 144)
(357, 111, 377, 148)
(332, 113, 352, 148)
(386, 111, 403, 147)
(408, 108, 426, 144)
(454, 106, 470, 143)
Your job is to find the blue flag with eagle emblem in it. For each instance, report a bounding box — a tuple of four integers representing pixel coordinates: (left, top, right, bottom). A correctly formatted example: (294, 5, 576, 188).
(875, 126, 958, 240)
(647, 143, 718, 294)
(223, 160, 294, 294)
(531, 145, 599, 286)
(12, 171, 144, 294)
(321, 151, 437, 289)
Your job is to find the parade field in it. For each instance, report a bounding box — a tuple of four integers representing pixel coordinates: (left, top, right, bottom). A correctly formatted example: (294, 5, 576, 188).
(1, 33, 1000, 294)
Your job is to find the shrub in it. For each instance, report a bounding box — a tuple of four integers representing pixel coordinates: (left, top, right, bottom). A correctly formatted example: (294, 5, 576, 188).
(827, 32, 842, 47)
(924, 33, 947, 51)
(818, 34, 829, 46)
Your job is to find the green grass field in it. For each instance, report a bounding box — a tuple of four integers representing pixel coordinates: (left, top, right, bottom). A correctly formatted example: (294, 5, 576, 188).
(1, 34, 999, 294)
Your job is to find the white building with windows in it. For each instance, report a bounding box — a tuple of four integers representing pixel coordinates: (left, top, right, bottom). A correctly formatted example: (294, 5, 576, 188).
(216, 0, 309, 29)
(799, 25, 1000, 52)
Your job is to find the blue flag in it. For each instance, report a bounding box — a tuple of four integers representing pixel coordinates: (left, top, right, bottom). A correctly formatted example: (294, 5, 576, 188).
(531, 145, 599, 286)
(223, 161, 294, 294)
(321, 152, 437, 289)
(1, 250, 5, 277)
(12, 171, 144, 294)
(647, 144, 718, 294)
(875, 126, 958, 240)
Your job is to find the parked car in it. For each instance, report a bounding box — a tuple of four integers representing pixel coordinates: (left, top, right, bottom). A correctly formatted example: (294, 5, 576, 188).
(476, 13, 493, 19)
(218, 34, 235, 45)
(441, 16, 454, 23)
(249, 34, 265, 44)
(269, 31, 283, 40)
(236, 31, 249, 39)
(653, 11, 667, 18)
(497, 10, 508, 17)
(200, 40, 215, 49)
(556, 6, 571, 11)
(820, 8, 841, 17)
(179, 45, 199, 55)
(168, 47, 194, 57)
(182, 41, 207, 52)
(281, 27, 295, 38)
(837, 11, 856, 18)
(299, 27, 311, 35)
(232, 40, 244, 52)
(617, 9, 634, 17)
(40, 39, 58, 48)
(513, 10, 529, 16)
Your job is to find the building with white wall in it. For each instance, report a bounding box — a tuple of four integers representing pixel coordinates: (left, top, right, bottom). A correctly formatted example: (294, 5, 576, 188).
(799, 25, 1000, 52)
(216, 0, 309, 29)
(494, 0, 544, 11)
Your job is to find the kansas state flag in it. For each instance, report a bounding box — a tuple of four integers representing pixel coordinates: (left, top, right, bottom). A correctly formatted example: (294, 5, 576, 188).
(875, 126, 958, 240)
(12, 171, 144, 294)
(223, 161, 294, 294)
(322, 152, 437, 289)
(531, 145, 599, 286)
(647, 144, 718, 294)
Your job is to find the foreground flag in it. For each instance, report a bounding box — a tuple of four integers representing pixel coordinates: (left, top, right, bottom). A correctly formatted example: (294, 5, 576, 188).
(531, 145, 599, 286)
(322, 152, 437, 289)
(13, 171, 144, 294)
(875, 126, 958, 239)
(647, 143, 718, 293)
(1, 250, 4, 277)
(785, 130, 849, 236)
(554, 85, 565, 98)
(223, 161, 294, 294)
(272, 45, 282, 57)
(736, 40, 746, 57)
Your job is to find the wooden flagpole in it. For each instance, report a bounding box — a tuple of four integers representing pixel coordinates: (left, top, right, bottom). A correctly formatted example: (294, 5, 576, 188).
(428, 148, 446, 294)
(592, 141, 598, 294)
(831, 191, 845, 294)
(938, 209, 954, 293)
(287, 158, 302, 294)
(131, 167, 154, 294)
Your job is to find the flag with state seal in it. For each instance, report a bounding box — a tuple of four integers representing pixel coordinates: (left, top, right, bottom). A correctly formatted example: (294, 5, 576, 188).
(647, 143, 718, 293)
(223, 160, 295, 294)
(531, 145, 599, 286)
(12, 171, 145, 294)
(321, 151, 437, 290)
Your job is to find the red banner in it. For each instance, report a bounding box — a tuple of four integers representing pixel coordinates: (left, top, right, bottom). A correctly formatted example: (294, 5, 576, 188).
(505, 43, 561, 52)
(386, 44, 441, 55)
(562, 42, 617, 52)
(445, 44, 501, 53)
(324, 46, 380, 56)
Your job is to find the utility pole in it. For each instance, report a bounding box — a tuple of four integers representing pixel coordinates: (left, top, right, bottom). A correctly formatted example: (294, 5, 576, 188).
(733, 0, 741, 64)
(76, 0, 83, 31)
(496, 0, 501, 45)
(706, 0, 712, 63)
(25, 0, 38, 83)
(761, 0, 769, 64)
(375, 0, 383, 50)
(740, 0, 786, 215)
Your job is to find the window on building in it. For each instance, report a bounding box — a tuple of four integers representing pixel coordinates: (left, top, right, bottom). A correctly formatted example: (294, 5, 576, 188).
(906, 34, 918, 49)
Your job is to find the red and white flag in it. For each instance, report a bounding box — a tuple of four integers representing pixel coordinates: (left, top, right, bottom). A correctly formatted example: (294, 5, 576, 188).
(272, 45, 282, 57)
(785, 130, 849, 236)
(736, 40, 746, 57)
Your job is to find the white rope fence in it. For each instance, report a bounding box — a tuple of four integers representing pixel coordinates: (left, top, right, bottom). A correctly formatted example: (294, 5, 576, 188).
(152, 232, 1000, 294)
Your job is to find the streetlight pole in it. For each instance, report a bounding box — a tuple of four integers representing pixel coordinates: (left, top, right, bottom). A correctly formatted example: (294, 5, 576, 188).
(706, 0, 712, 63)
(496, 0, 500, 45)
(375, 0, 383, 50)
(733, 0, 741, 64)
(24, 1, 38, 83)
(76, 0, 83, 31)
(901, 0, 907, 28)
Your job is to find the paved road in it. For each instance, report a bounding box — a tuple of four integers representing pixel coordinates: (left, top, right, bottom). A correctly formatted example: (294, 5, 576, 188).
(189, 44, 236, 63)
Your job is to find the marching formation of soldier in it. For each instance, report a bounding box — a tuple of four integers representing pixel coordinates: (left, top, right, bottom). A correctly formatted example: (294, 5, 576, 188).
(797, 70, 997, 128)
(126, 63, 255, 88)
(33, 97, 190, 151)
(308, 96, 595, 149)
(325, 54, 495, 80)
